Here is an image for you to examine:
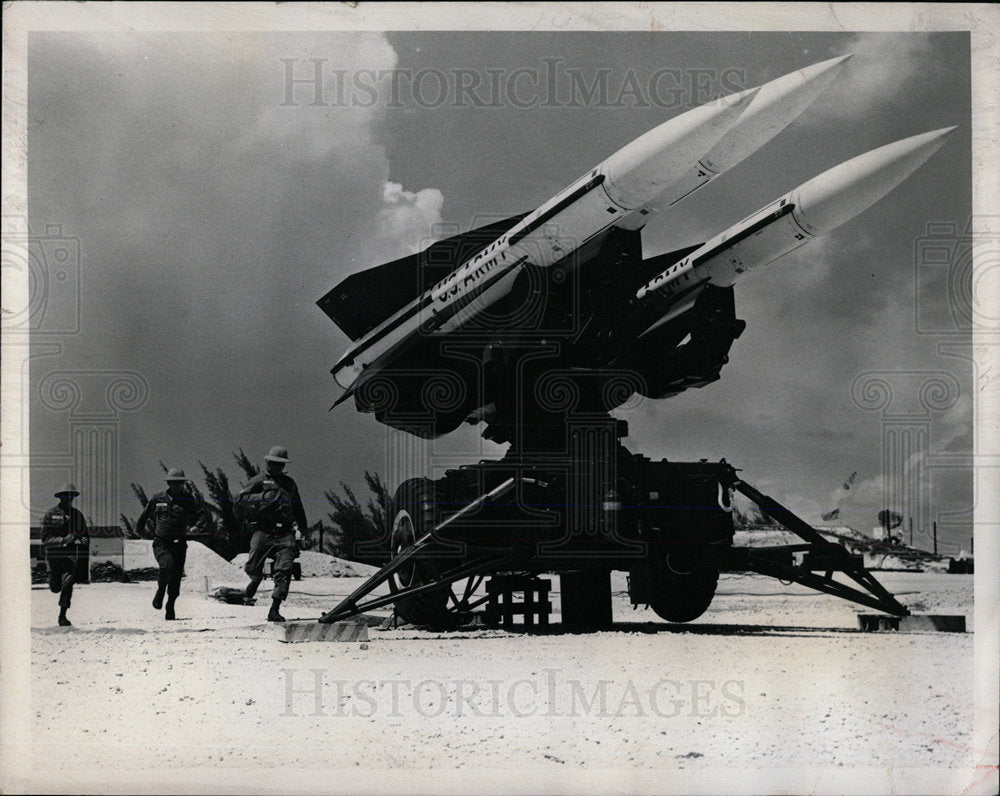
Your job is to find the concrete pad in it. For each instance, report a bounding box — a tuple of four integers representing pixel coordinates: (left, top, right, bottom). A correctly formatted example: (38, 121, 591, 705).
(857, 614, 966, 633)
(899, 615, 967, 632)
(278, 621, 369, 643)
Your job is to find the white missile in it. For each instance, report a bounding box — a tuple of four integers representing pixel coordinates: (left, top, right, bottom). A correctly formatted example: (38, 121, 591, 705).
(636, 127, 956, 333)
(424, 86, 758, 338)
(617, 54, 853, 230)
(331, 87, 757, 393)
(598, 86, 760, 210)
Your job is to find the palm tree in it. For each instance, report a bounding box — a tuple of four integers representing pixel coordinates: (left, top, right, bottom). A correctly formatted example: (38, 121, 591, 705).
(324, 471, 390, 565)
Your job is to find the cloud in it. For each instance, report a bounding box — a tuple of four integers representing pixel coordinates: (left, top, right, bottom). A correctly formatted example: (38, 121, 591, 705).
(241, 35, 398, 162)
(27, 31, 447, 519)
(376, 182, 445, 255)
(837, 472, 882, 509)
(30, 32, 448, 310)
(809, 33, 942, 122)
(937, 388, 972, 450)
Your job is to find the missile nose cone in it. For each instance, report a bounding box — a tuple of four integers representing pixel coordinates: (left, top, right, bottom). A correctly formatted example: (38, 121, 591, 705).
(824, 52, 854, 67)
(795, 52, 853, 80)
(601, 86, 759, 209)
(721, 85, 762, 107)
(701, 54, 853, 174)
(797, 52, 853, 84)
(791, 126, 956, 236)
(931, 125, 959, 138)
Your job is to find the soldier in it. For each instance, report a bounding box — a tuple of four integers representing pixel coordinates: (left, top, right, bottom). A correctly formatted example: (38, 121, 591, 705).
(136, 468, 209, 620)
(40, 483, 89, 626)
(237, 446, 307, 622)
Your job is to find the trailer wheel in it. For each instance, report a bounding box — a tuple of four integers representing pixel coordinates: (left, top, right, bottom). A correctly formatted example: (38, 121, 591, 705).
(648, 552, 718, 623)
(387, 478, 451, 627)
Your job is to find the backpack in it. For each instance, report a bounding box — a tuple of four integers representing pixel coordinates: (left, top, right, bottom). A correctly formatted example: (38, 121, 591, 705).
(238, 478, 295, 529)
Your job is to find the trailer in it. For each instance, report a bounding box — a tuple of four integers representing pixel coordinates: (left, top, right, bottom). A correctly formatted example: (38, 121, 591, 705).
(320, 428, 908, 628)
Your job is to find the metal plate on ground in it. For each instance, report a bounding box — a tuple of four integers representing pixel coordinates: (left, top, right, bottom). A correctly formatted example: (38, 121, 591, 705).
(857, 614, 966, 633)
(279, 621, 369, 643)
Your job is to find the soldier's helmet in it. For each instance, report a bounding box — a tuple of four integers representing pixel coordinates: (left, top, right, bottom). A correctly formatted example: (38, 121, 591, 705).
(264, 446, 290, 463)
(165, 468, 187, 481)
(54, 482, 80, 497)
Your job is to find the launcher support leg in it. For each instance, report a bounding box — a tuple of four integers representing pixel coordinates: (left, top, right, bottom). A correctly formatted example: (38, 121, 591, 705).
(319, 552, 526, 624)
(732, 480, 909, 617)
(320, 477, 522, 624)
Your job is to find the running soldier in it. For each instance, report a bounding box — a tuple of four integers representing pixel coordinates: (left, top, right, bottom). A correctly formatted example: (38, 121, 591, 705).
(136, 468, 209, 620)
(40, 483, 89, 626)
(237, 446, 307, 622)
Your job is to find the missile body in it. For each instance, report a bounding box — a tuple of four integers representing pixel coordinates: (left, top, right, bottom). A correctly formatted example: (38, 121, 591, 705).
(635, 127, 956, 334)
(617, 54, 852, 231)
(332, 87, 756, 391)
(330, 56, 856, 395)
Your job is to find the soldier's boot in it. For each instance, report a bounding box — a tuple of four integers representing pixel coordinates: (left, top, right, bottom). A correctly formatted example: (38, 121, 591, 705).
(243, 576, 262, 605)
(267, 598, 285, 623)
(164, 597, 176, 620)
(152, 584, 166, 610)
(58, 588, 72, 626)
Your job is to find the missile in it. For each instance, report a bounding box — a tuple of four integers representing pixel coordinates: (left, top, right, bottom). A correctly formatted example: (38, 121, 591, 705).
(635, 126, 956, 334)
(331, 86, 757, 394)
(596, 87, 759, 211)
(618, 54, 853, 230)
(423, 87, 757, 339)
(329, 56, 853, 398)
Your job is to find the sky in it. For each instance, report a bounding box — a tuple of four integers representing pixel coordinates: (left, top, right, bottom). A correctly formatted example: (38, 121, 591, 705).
(25, 31, 973, 553)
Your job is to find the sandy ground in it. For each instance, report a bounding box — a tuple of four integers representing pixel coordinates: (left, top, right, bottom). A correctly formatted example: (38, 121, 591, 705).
(18, 569, 989, 793)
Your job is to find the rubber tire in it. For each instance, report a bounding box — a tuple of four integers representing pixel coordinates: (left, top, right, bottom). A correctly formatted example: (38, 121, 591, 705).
(648, 552, 719, 623)
(387, 478, 451, 627)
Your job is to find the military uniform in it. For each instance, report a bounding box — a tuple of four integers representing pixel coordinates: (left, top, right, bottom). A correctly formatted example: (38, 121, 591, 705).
(136, 475, 208, 618)
(40, 495, 89, 625)
(236, 447, 307, 622)
(238, 469, 307, 607)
